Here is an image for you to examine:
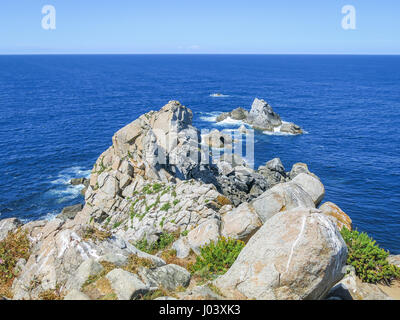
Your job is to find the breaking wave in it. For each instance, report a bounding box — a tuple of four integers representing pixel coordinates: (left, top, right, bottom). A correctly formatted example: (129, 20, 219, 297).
(209, 93, 230, 98)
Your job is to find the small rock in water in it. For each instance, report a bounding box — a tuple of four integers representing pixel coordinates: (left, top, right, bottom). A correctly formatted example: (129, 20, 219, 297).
(70, 177, 89, 187)
(56, 203, 83, 221)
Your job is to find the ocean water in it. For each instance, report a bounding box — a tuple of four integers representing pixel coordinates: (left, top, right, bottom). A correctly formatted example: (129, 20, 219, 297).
(0, 55, 399, 253)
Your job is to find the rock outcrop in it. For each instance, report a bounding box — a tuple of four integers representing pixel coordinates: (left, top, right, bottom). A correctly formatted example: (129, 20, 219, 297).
(0, 100, 358, 301)
(214, 208, 348, 300)
(250, 181, 315, 223)
(221, 202, 262, 241)
(216, 98, 303, 135)
(291, 173, 325, 206)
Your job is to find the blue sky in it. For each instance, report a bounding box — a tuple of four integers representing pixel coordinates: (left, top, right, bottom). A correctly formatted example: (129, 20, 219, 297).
(0, 0, 399, 54)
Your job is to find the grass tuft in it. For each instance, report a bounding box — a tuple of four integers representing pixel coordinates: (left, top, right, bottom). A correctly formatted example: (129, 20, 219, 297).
(0, 229, 31, 298)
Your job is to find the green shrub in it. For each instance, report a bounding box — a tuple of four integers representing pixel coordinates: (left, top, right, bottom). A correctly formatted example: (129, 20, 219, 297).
(190, 237, 245, 280)
(142, 183, 164, 195)
(160, 202, 171, 212)
(181, 230, 189, 237)
(159, 217, 166, 227)
(152, 183, 163, 193)
(341, 228, 400, 284)
(112, 221, 122, 229)
(142, 185, 153, 195)
(134, 232, 177, 254)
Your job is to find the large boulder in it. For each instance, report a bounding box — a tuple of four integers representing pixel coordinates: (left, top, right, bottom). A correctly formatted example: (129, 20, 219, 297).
(186, 219, 221, 254)
(139, 264, 191, 291)
(251, 181, 315, 223)
(246, 98, 282, 130)
(110, 100, 207, 181)
(0, 218, 22, 241)
(257, 158, 287, 187)
(214, 208, 348, 300)
(289, 163, 313, 179)
(221, 203, 262, 241)
(319, 202, 352, 231)
(292, 173, 325, 206)
(172, 237, 191, 259)
(105, 269, 149, 300)
(65, 258, 104, 291)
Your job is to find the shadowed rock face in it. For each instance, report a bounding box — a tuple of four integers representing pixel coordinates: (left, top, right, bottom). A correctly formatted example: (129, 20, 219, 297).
(247, 98, 282, 129)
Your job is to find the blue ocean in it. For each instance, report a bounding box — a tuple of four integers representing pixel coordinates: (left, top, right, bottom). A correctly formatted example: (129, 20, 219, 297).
(0, 55, 399, 253)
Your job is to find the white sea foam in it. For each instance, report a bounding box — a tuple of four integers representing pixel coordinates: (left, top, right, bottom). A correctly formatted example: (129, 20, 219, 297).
(199, 113, 218, 122)
(47, 166, 90, 205)
(215, 117, 244, 126)
(50, 166, 91, 185)
(261, 121, 308, 136)
(210, 93, 230, 98)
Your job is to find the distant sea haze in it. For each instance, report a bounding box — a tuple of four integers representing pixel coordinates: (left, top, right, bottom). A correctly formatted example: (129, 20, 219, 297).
(0, 54, 399, 253)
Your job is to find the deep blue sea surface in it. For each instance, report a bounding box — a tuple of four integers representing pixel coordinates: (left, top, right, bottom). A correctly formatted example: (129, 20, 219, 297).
(0, 55, 399, 252)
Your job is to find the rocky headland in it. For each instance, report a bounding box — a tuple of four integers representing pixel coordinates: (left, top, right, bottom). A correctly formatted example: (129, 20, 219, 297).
(1, 100, 399, 301)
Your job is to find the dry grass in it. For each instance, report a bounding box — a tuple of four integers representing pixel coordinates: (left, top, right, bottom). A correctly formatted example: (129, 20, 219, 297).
(216, 195, 232, 206)
(139, 285, 186, 300)
(82, 261, 117, 289)
(160, 249, 197, 271)
(38, 287, 64, 300)
(0, 229, 31, 298)
(139, 286, 175, 300)
(82, 254, 156, 300)
(82, 226, 112, 242)
(207, 283, 224, 297)
(124, 254, 156, 274)
(83, 277, 117, 300)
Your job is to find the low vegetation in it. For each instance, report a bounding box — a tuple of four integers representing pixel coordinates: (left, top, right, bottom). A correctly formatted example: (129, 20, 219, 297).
(38, 287, 64, 300)
(0, 229, 31, 298)
(82, 255, 155, 300)
(124, 254, 156, 274)
(82, 226, 112, 242)
(341, 228, 400, 284)
(190, 237, 245, 281)
(142, 183, 165, 195)
(134, 232, 178, 254)
(139, 285, 185, 300)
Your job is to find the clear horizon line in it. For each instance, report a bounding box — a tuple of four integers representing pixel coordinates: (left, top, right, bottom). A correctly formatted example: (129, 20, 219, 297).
(0, 52, 400, 56)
